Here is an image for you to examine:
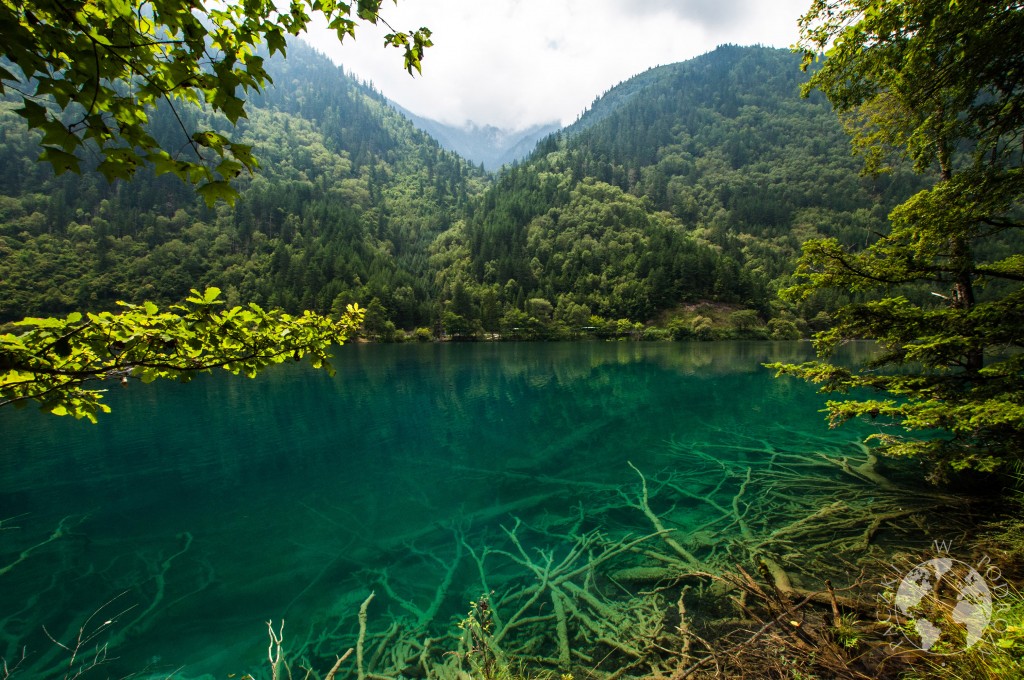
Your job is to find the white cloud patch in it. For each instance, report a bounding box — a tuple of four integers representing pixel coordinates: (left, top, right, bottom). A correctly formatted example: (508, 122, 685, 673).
(628, 0, 753, 28)
(300, 0, 809, 131)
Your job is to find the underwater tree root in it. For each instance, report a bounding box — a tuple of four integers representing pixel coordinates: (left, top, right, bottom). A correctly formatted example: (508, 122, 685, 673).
(0, 519, 216, 680)
(255, 438, 974, 680)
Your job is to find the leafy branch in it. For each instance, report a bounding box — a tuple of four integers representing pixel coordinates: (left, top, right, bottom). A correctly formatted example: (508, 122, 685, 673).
(0, 0, 432, 204)
(0, 287, 364, 422)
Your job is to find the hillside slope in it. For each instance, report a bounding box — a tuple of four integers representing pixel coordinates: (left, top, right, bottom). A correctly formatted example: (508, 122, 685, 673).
(0, 41, 485, 328)
(426, 45, 923, 336)
(1, 45, 922, 337)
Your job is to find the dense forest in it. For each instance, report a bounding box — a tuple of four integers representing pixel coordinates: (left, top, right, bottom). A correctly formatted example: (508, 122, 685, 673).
(434, 46, 934, 340)
(1, 43, 922, 339)
(0, 40, 486, 331)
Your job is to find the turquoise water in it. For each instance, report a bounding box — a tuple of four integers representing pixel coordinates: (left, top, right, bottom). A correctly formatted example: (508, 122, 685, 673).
(0, 341, 898, 677)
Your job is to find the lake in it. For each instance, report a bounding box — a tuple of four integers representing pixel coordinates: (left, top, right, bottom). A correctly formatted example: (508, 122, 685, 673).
(0, 341, 926, 678)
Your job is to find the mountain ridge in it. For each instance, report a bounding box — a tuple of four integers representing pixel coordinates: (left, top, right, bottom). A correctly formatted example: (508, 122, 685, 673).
(426, 44, 922, 336)
(391, 104, 561, 170)
(0, 43, 921, 338)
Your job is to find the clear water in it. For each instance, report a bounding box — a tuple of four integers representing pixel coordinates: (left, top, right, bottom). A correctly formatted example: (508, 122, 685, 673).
(0, 341, 898, 678)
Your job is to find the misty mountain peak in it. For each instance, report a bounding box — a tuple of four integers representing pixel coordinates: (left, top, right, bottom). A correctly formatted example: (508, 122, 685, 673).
(393, 108, 561, 170)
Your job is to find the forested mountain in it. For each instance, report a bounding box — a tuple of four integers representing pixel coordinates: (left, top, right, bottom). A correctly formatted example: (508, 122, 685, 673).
(428, 45, 924, 338)
(0, 44, 923, 339)
(0, 41, 486, 331)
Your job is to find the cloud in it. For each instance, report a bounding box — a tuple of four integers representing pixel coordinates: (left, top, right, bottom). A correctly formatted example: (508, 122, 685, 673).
(300, 0, 809, 131)
(627, 0, 755, 28)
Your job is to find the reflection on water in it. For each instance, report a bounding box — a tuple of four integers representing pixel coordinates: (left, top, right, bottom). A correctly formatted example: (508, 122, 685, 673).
(0, 341, 885, 677)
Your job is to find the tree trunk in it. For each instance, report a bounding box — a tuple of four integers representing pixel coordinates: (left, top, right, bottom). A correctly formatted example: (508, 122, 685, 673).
(939, 137, 984, 374)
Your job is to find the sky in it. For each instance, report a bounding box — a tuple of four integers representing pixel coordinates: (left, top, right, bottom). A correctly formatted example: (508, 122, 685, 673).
(303, 0, 812, 132)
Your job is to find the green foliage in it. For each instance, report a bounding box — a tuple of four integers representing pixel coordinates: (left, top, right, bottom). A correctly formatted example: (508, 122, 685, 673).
(362, 297, 393, 341)
(770, 0, 1024, 477)
(411, 327, 434, 342)
(0, 44, 934, 343)
(690, 315, 716, 341)
(921, 496, 1024, 679)
(727, 309, 767, 338)
(903, 583, 1024, 678)
(456, 595, 497, 678)
(427, 46, 918, 335)
(797, 0, 1024, 178)
(0, 42, 485, 328)
(831, 613, 862, 650)
(640, 327, 670, 341)
(442, 310, 479, 339)
(0, 287, 364, 421)
(0, 0, 430, 204)
(767, 318, 801, 340)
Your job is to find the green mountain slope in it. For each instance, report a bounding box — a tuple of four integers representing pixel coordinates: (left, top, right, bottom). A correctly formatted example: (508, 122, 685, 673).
(1, 44, 923, 339)
(426, 45, 924, 337)
(0, 41, 485, 329)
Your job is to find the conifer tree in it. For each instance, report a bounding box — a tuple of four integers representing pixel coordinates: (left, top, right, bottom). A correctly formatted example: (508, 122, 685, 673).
(771, 0, 1024, 477)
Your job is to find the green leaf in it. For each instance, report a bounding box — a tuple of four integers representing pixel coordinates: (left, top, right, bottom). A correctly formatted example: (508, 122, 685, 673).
(39, 120, 77, 151)
(265, 27, 287, 55)
(192, 130, 226, 150)
(215, 157, 244, 179)
(196, 180, 238, 207)
(217, 92, 247, 123)
(40, 146, 81, 175)
(137, 367, 160, 384)
(1, 0, 432, 201)
(97, 149, 140, 183)
(16, 99, 50, 128)
(227, 142, 258, 171)
(15, 316, 64, 328)
(147, 151, 177, 177)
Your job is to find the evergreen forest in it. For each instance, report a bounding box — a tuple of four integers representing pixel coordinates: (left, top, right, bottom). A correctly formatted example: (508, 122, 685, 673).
(0, 43, 928, 341)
